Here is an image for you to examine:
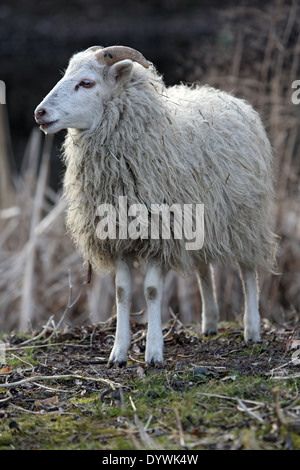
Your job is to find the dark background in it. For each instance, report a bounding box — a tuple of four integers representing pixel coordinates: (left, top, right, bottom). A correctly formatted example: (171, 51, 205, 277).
(1, 0, 276, 188)
(0, 0, 299, 330)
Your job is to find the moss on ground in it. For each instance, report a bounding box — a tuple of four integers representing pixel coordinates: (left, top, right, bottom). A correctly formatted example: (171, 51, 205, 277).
(0, 321, 300, 450)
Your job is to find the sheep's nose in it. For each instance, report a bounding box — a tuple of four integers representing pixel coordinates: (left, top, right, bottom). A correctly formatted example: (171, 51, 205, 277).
(35, 107, 47, 119)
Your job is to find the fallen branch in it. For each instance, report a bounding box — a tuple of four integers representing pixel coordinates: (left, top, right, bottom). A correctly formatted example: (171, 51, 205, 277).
(10, 403, 77, 416)
(31, 382, 71, 393)
(271, 373, 300, 380)
(174, 407, 185, 447)
(0, 373, 117, 390)
(197, 391, 265, 408)
(18, 315, 55, 346)
(237, 398, 264, 423)
(129, 395, 158, 450)
(273, 387, 287, 426)
(0, 393, 12, 404)
(5, 341, 89, 351)
(45, 270, 82, 343)
(163, 311, 179, 339)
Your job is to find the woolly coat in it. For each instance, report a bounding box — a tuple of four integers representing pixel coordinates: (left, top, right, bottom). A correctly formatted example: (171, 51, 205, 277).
(62, 63, 277, 274)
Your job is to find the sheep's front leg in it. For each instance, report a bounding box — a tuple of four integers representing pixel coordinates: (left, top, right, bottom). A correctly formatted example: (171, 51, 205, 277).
(144, 262, 164, 364)
(197, 263, 219, 336)
(109, 258, 132, 366)
(239, 263, 261, 342)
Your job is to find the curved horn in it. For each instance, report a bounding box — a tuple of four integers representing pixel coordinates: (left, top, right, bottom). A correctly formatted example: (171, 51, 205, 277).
(95, 46, 149, 69)
(86, 45, 103, 52)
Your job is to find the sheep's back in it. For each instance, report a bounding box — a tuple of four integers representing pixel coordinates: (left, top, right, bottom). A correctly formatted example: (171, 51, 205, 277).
(62, 83, 277, 273)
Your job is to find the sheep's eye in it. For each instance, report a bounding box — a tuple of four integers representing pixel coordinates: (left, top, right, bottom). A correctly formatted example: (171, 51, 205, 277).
(80, 80, 95, 88)
(75, 80, 95, 91)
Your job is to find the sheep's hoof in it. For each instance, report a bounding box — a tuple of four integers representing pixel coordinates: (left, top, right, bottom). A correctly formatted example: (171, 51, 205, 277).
(244, 326, 261, 343)
(145, 351, 163, 366)
(202, 325, 218, 336)
(244, 331, 261, 343)
(145, 360, 163, 369)
(107, 360, 127, 369)
(108, 344, 129, 366)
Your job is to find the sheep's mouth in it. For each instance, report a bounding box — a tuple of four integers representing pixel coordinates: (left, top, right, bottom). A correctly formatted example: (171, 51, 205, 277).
(36, 120, 58, 130)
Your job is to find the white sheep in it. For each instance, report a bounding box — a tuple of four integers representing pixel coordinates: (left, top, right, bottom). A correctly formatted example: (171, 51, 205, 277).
(34, 45, 277, 365)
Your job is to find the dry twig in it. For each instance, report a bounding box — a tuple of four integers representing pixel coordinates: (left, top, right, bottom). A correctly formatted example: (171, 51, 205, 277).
(0, 373, 117, 390)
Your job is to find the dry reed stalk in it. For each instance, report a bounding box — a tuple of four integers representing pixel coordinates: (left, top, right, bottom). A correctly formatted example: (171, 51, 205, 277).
(20, 134, 53, 330)
(202, 2, 300, 324)
(0, 372, 118, 390)
(0, 2, 299, 332)
(0, 105, 16, 210)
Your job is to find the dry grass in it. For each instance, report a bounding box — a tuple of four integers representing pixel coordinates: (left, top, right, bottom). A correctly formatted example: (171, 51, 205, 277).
(0, 2, 299, 332)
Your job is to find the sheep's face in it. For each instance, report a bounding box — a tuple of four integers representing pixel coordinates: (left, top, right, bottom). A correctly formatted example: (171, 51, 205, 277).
(34, 51, 134, 134)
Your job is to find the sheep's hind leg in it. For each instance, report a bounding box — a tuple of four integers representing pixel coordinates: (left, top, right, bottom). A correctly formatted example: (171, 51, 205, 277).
(239, 263, 261, 342)
(109, 258, 132, 366)
(144, 262, 164, 364)
(197, 263, 219, 336)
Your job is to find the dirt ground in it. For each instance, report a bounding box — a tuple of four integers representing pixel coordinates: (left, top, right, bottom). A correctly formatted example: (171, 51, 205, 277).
(1, 317, 300, 450)
(4, 316, 297, 383)
(0, 0, 299, 452)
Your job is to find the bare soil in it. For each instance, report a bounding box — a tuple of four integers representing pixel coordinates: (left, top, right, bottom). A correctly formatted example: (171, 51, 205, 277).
(1, 318, 300, 450)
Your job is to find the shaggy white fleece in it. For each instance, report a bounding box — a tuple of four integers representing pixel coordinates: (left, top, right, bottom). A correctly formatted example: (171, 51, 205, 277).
(62, 60, 277, 274)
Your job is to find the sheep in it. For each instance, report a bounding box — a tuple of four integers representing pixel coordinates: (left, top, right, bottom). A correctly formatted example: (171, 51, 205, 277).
(34, 45, 278, 366)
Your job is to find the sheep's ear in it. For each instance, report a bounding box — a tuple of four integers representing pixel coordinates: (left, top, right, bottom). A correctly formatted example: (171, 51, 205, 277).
(108, 59, 133, 86)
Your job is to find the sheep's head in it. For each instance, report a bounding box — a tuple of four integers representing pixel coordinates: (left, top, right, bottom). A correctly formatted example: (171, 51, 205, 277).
(34, 46, 149, 134)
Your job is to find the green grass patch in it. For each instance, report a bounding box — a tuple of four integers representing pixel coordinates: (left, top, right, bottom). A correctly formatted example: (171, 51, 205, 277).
(1, 322, 299, 450)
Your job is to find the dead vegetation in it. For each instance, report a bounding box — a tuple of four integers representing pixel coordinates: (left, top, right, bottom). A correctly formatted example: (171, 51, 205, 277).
(0, 319, 300, 450)
(0, 1, 299, 333)
(0, 0, 299, 451)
